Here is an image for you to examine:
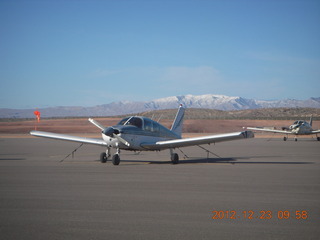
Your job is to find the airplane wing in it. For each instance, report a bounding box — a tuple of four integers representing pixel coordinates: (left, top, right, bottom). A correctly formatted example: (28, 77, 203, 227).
(311, 130, 320, 134)
(246, 127, 293, 134)
(141, 131, 254, 150)
(30, 131, 108, 146)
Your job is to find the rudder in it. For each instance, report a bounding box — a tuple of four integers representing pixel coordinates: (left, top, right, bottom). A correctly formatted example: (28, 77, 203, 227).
(170, 105, 185, 138)
(309, 115, 313, 126)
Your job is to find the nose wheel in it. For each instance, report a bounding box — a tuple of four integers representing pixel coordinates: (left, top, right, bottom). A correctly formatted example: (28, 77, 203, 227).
(100, 148, 120, 165)
(112, 154, 120, 165)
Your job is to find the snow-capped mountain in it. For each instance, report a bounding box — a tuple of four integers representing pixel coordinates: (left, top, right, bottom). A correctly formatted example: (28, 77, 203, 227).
(145, 95, 261, 111)
(1, 94, 320, 118)
(143, 95, 320, 111)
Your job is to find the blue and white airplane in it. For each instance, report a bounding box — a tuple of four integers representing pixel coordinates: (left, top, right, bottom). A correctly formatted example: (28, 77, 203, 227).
(30, 105, 254, 165)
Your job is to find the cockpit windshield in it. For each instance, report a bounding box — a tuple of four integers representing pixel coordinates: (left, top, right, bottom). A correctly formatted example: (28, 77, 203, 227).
(293, 120, 304, 125)
(117, 116, 178, 138)
(117, 117, 143, 128)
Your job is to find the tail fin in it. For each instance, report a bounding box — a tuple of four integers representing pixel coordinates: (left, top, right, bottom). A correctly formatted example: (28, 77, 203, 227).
(309, 115, 313, 126)
(170, 105, 185, 138)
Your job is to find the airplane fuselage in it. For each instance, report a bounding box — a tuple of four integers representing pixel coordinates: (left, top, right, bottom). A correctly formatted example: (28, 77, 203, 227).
(289, 121, 313, 135)
(101, 117, 180, 151)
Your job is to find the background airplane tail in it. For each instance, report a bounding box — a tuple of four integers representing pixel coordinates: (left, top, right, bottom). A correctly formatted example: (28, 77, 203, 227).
(309, 115, 313, 126)
(170, 105, 185, 138)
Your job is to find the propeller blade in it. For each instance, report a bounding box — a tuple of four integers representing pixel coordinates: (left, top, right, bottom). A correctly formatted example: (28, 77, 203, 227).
(114, 134, 130, 147)
(88, 118, 105, 131)
(88, 118, 130, 147)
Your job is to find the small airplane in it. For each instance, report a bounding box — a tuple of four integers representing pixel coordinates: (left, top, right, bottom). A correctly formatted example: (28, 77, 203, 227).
(30, 105, 254, 165)
(245, 115, 320, 141)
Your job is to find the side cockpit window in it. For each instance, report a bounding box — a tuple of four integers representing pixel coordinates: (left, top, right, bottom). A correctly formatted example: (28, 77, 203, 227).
(144, 118, 153, 132)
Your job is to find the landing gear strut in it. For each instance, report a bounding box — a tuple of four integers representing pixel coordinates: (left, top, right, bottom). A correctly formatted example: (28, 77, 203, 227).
(100, 148, 110, 163)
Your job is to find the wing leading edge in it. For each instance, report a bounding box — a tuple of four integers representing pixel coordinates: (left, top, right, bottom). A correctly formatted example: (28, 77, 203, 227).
(30, 131, 107, 146)
(141, 131, 254, 150)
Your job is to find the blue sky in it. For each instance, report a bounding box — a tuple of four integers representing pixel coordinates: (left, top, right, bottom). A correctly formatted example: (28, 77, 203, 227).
(1, 0, 319, 108)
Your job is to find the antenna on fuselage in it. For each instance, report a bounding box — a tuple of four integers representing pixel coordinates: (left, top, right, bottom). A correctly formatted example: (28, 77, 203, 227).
(157, 114, 163, 123)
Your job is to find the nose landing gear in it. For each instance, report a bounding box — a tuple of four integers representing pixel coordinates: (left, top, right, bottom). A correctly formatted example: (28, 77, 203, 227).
(100, 148, 121, 165)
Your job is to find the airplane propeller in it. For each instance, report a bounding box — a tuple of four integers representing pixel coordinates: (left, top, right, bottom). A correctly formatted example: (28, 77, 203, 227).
(102, 126, 119, 137)
(88, 118, 130, 147)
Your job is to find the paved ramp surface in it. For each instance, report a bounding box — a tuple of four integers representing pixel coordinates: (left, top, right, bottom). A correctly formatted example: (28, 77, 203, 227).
(0, 137, 319, 240)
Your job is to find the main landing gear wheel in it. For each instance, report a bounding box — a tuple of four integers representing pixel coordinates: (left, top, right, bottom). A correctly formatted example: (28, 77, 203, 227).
(100, 152, 107, 163)
(283, 137, 287, 141)
(112, 154, 120, 165)
(317, 137, 320, 141)
(171, 153, 179, 164)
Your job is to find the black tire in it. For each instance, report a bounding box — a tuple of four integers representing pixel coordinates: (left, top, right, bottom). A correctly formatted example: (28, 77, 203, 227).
(317, 137, 320, 141)
(171, 153, 179, 164)
(112, 154, 120, 165)
(295, 138, 298, 142)
(100, 152, 107, 163)
(283, 137, 287, 141)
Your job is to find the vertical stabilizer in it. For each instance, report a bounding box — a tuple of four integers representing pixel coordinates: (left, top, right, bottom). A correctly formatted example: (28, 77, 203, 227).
(170, 105, 185, 138)
(309, 115, 313, 126)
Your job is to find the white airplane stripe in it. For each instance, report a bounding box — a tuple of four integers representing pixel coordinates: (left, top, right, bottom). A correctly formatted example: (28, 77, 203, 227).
(246, 127, 293, 134)
(30, 131, 108, 146)
(141, 131, 253, 150)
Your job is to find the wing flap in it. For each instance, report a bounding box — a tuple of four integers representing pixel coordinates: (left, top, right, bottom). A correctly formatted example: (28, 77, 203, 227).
(141, 131, 254, 150)
(30, 131, 107, 146)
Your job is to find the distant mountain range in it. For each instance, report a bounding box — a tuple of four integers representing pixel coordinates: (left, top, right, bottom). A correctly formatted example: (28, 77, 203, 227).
(1, 94, 320, 118)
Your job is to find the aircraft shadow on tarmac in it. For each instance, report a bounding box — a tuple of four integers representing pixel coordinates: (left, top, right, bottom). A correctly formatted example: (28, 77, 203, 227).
(0, 158, 26, 161)
(113, 157, 314, 165)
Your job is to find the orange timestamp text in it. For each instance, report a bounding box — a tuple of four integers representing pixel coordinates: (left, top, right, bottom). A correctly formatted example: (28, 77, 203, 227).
(211, 210, 308, 220)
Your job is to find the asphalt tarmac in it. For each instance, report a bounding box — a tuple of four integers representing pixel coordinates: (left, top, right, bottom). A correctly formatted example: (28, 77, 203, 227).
(0, 137, 319, 240)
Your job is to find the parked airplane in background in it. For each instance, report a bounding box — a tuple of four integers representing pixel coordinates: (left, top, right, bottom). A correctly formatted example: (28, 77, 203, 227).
(30, 105, 254, 165)
(245, 115, 320, 141)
